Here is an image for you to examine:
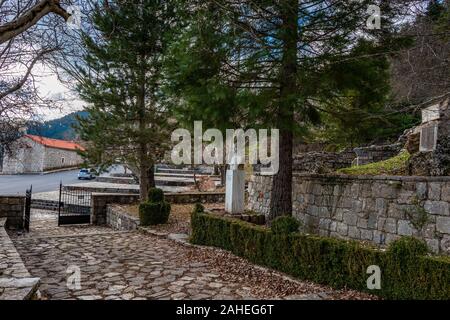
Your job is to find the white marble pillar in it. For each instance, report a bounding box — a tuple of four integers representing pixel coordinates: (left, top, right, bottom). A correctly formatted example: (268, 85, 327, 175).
(225, 167, 245, 214)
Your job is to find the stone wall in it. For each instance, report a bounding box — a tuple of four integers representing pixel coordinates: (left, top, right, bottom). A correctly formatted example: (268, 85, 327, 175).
(247, 174, 450, 254)
(1, 139, 44, 174)
(165, 192, 225, 204)
(0, 196, 25, 229)
(92, 192, 226, 225)
(106, 205, 140, 231)
(353, 143, 402, 166)
(91, 193, 140, 225)
(43, 146, 83, 171)
(0, 218, 40, 300)
(292, 150, 355, 174)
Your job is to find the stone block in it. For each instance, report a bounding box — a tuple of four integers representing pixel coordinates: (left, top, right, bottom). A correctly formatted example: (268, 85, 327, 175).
(387, 203, 406, 219)
(319, 207, 331, 218)
(440, 236, 450, 254)
(423, 223, 436, 238)
(398, 220, 414, 236)
(307, 205, 319, 216)
(416, 182, 428, 200)
(367, 213, 378, 229)
(336, 222, 348, 236)
(351, 199, 363, 214)
(397, 191, 415, 204)
(441, 184, 450, 202)
(360, 229, 373, 240)
(319, 219, 331, 230)
(377, 217, 386, 231)
(357, 218, 368, 229)
(428, 183, 442, 201)
(385, 233, 400, 244)
(383, 218, 397, 234)
(375, 198, 387, 216)
(329, 221, 337, 232)
(424, 201, 449, 216)
(425, 238, 440, 254)
(343, 212, 357, 226)
(436, 216, 450, 234)
(348, 226, 360, 239)
(373, 231, 386, 245)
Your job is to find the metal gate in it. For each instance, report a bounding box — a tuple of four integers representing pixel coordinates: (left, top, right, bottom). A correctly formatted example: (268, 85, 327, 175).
(24, 185, 32, 232)
(58, 183, 92, 225)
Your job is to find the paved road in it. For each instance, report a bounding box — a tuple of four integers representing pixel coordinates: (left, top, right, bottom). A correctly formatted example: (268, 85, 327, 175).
(0, 169, 82, 195)
(0, 165, 129, 195)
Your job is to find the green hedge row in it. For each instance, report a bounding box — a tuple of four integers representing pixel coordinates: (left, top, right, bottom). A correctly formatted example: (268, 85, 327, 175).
(191, 207, 450, 299)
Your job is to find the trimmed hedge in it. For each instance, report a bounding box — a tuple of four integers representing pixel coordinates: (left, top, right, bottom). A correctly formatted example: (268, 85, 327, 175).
(191, 206, 450, 299)
(271, 215, 301, 234)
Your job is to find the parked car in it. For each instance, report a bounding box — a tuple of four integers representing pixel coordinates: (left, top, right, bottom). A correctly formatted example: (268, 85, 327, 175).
(78, 168, 96, 180)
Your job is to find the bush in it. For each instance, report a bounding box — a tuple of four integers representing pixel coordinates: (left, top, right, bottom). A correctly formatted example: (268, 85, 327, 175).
(191, 210, 450, 299)
(387, 236, 428, 257)
(148, 187, 164, 202)
(271, 215, 300, 234)
(139, 188, 171, 226)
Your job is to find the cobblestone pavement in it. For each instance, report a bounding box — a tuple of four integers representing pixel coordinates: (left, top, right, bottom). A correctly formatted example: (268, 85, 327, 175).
(9, 210, 374, 300)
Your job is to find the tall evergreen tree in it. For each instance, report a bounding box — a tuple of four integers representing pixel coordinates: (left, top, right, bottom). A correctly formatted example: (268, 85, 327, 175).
(75, 0, 176, 200)
(167, 0, 412, 220)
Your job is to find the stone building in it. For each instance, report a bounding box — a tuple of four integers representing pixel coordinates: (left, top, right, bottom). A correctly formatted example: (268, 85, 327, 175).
(406, 98, 450, 176)
(0, 135, 84, 174)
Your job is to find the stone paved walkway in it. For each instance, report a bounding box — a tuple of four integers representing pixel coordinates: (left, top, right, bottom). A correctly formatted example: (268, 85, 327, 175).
(8, 210, 374, 300)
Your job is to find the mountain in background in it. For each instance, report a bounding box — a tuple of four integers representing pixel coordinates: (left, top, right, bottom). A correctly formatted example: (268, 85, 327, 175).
(27, 111, 88, 140)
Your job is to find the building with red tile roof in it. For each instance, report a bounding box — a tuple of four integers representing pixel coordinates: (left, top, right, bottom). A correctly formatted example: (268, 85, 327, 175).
(0, 135, 84, 174)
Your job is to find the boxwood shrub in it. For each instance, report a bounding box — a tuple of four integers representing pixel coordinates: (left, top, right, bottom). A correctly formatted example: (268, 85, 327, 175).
(139, 188, 171, 226)
(191, 205, 450, 299)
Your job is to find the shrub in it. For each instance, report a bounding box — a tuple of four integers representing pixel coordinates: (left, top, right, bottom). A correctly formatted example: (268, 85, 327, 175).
(148, 187, 164, 202)
(139, 188, 171, 226)
(387, 236, 428, 257)
(271, 215, 300, 234)
(190, 210, 450, 299)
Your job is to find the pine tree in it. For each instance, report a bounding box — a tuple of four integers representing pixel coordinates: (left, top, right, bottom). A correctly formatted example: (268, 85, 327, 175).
(167, 0, 412, 220)
(75, 0, 176, 201)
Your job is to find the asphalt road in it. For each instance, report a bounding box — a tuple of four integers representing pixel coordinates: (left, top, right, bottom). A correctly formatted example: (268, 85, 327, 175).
(0, 169, 83, 195)
(0, 165, 128, 195)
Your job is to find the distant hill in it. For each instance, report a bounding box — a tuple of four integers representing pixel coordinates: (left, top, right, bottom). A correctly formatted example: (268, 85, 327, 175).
(27, 111, 88, 140)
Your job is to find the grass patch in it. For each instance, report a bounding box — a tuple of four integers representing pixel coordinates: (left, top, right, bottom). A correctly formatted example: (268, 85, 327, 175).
(337, 150, 410, 175)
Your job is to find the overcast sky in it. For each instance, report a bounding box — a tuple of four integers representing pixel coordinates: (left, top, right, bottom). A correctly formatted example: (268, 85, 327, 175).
(34, 63, 84, 121)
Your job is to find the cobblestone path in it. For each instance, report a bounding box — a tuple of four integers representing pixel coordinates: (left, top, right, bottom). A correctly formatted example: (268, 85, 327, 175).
(9, 210, 373, 300)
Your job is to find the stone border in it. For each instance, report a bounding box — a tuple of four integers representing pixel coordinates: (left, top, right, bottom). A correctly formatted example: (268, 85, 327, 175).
(0, 195, 25, 230)
(107, 205, 140, 231)
(0, 218, 40, 300)
(293, 172, 450, 182)
(248, 173, 450, 254)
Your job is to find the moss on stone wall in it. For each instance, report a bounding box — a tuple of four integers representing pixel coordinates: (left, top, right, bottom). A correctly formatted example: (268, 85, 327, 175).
(337, 151, 411, 176)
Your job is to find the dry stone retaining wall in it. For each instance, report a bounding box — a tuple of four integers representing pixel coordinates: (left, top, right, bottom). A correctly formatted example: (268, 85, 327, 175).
(0, 218, 40, 300)
(106, 205, 140, 231)
(247, 173, 450, 254)
(0, 196, 25, 230)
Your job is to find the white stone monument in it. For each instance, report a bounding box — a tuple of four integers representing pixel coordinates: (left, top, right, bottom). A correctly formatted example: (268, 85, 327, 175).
(225, 155, 245, 214)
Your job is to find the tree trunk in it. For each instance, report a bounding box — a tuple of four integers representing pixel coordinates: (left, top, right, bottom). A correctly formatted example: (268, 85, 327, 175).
(269, 130, 293, 220)
(139, 147, 149, 201)
(269, 0, 298, 221)
(147, 165, 155, 188)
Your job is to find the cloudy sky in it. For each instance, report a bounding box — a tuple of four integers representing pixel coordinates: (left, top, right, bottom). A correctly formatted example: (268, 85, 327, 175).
(35, 63, 84, 121)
